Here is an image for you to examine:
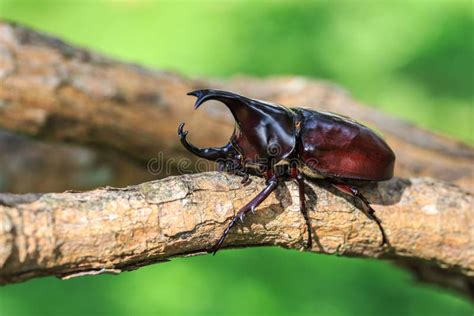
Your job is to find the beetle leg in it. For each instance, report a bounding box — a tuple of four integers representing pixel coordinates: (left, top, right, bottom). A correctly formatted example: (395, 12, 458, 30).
(290, 168, 312, 249)
(329, 182, 388, 246)
(220, 159, 252, 186)
(209, 174, 279, 255)
(234, 169, 251, 185)
(296, 173, 313, 249)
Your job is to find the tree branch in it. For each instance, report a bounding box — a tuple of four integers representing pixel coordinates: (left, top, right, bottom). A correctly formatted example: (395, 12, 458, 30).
(0, 21, 472, 191)
(0, 21, 473, 298)
(0, 173, 472, 295)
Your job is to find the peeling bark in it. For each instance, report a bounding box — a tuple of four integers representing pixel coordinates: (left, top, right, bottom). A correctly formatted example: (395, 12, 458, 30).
(0, 21, 472, 192)
(0, 172, 472, 297)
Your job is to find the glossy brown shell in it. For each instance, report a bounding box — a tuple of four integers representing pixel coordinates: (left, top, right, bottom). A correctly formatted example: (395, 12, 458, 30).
(190, 89, 297, 166)
(296, 108, 395, 181)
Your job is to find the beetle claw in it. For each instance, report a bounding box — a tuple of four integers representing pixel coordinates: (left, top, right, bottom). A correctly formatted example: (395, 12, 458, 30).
(241, 178, 252, 186)
(239, 213, 245, 223)
(243, 174, 253, 186)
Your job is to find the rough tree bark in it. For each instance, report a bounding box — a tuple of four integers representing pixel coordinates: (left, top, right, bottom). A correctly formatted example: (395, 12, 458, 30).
(0, 173, 472, 295)
(0, 21, 472, 191)
(0, 21, 473, 298)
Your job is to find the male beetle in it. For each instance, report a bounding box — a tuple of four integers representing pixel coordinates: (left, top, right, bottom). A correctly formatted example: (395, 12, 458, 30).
(178, 89, 395, 254)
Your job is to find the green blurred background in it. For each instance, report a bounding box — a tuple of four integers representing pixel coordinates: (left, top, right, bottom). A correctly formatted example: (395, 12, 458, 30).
(0, 0, 472, 315)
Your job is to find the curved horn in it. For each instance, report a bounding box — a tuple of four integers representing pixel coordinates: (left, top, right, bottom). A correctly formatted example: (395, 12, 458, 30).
(187, 89, 243, 110)
(177, 123, 235, 161)
(187, 89, 297, 161)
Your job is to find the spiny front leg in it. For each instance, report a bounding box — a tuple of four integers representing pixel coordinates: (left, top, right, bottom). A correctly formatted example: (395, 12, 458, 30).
(217, 159, 252, 186)
(292, 169, 312, 249)
(210, 175, 279, 255)
(330, 181, 388, 246)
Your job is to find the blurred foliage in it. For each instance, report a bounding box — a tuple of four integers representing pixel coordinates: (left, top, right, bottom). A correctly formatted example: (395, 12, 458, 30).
(1, 249, 473, 316)
(1, 0, 471, 142)
(0, 1, 473, 315)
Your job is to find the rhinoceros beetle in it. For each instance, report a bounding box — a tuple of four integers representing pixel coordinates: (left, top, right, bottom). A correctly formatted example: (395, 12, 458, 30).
(178, 89, 395, 254)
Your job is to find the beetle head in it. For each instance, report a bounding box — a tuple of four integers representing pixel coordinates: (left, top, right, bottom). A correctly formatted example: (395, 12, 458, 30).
(179, 89, 297, 171)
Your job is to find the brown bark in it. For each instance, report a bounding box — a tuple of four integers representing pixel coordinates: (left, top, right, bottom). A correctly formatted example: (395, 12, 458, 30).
(0, 21, 473, 192)
(0, 172, 472, 296)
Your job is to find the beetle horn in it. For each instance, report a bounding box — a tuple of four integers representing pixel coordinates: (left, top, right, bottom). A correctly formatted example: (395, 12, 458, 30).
(187, 89, 242, 110)
(187, 89, 297, 160)
(187, 89, 293, 123)
(178, 123, 235, 161)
